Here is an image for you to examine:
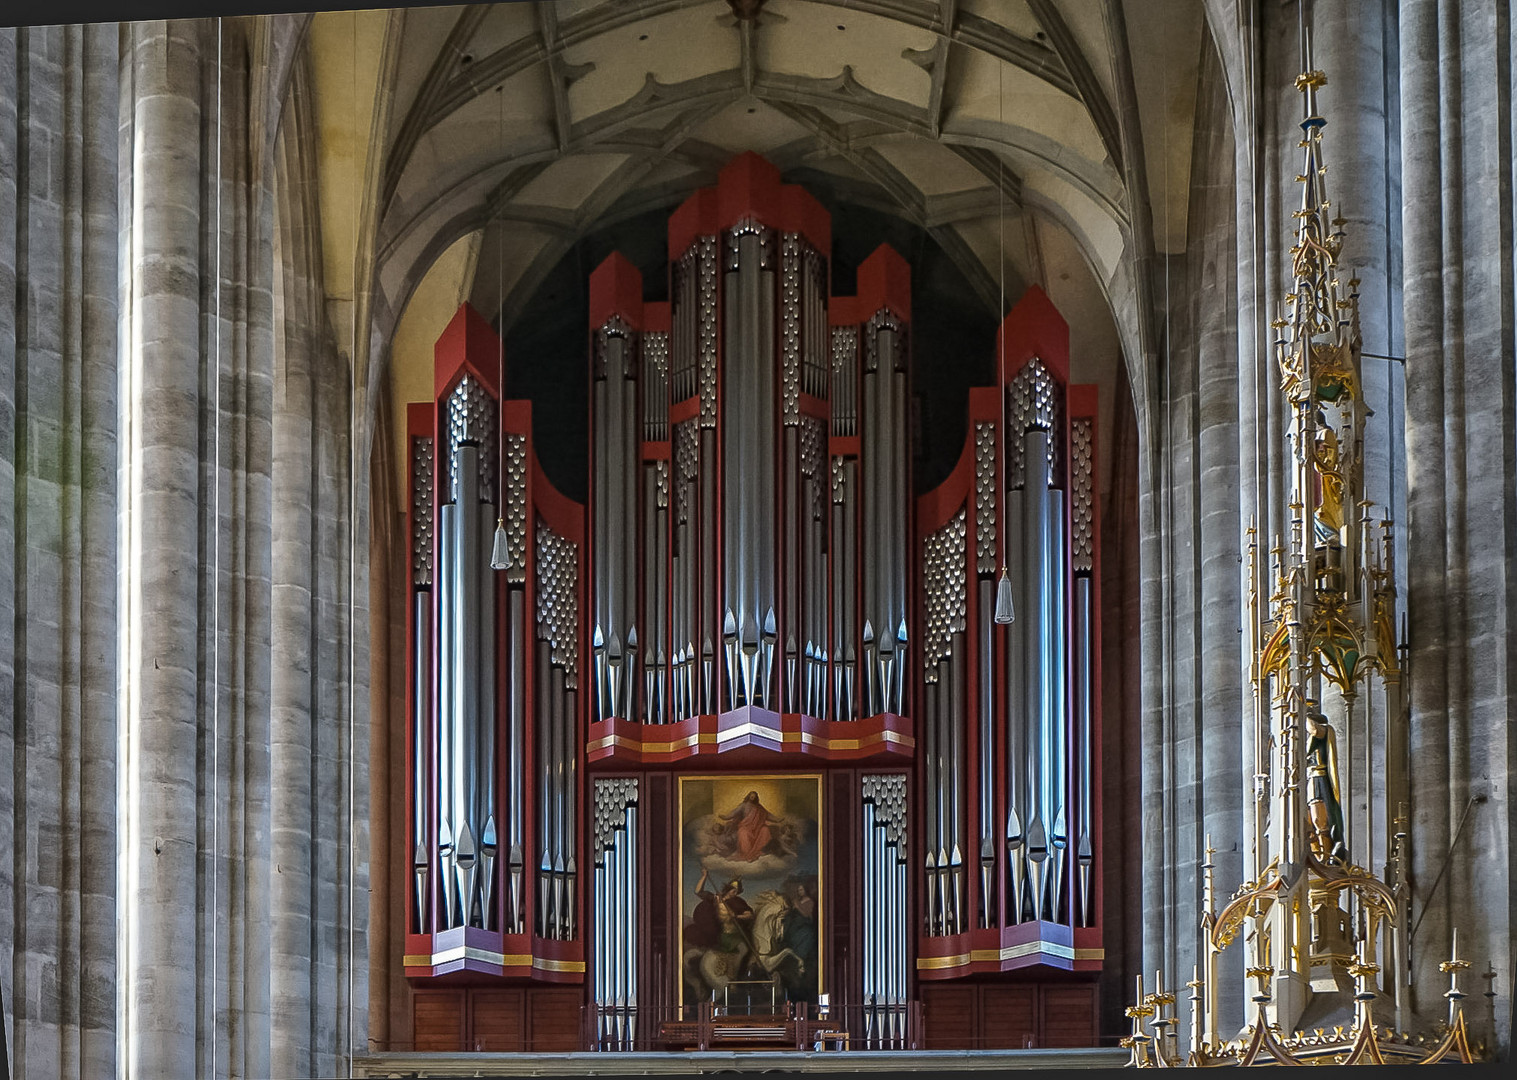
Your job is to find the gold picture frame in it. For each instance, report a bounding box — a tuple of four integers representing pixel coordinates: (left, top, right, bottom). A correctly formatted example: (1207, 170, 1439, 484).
(676, 773, 823, 1013)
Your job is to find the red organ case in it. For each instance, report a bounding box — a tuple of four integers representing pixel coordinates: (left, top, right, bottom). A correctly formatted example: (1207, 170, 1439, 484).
(402, 153, 1103, 1052)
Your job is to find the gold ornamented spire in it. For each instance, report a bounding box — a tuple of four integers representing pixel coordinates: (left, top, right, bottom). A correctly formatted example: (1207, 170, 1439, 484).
(1125, 2, 1478, 1066)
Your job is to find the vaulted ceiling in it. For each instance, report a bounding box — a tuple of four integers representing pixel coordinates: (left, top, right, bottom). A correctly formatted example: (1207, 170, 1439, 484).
(300, 0, 1210, 500)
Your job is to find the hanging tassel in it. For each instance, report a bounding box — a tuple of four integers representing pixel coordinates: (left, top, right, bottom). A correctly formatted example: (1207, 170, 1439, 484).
(490, 516, 510, 571)
(994, 565, 1015, 624)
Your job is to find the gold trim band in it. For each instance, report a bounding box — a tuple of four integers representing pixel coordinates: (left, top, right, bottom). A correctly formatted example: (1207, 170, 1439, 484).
(589, 720, 915, 755)
(403, 947, 534, 967)
(916, 944, 1105, 970)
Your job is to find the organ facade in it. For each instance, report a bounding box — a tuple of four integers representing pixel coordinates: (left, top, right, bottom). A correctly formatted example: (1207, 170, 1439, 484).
(401, 153, 1105, 1052)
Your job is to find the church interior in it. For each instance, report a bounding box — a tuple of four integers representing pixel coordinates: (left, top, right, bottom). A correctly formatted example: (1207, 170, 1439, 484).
(1, 0, 1513, 1075)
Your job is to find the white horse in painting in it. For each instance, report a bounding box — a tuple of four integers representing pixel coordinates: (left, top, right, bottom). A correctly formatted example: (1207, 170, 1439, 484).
(683, 889, 805, 1002)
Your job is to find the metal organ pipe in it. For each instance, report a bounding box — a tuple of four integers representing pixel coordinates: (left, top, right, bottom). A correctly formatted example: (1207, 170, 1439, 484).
(621, 332, 638, 717)
(565, 682, 578, 940)
(722, 227, 777, 673)
(862, 790, 876, 1037)
(453, 446, 480, 926)
(552, 663, 568, 938)
(1074, 575, 1094, 926)
(536, 642, 552, 937)
(863, 333, 883, 714)
(593, 350, 610, 719)
(946, 634, 958, 934)
(1048, 486, 1068, 922)
(890, 332, 908, 715)
(507, 583, 526, 932)
(478, 504, 498, 929)
(413, 591, 430, 933)
(862, 775, 908, 1048)
(1021, 429, 1049, 921)
(1004, 483, 1026, 923)
(436, 502, 457, 927)
(977, 576, 995, 928)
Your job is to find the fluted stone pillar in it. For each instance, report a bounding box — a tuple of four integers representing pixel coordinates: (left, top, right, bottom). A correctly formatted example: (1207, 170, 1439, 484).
(269, 50, 368, 1077)
(0, 22, 120, 1080)
(121, 19, 276, 1076)
(122, 19, 210, 1075)
(1398, 0, 1515, 1050)
(1189, 35, 1245, 1041)
(1133, 28, 1248, 1037)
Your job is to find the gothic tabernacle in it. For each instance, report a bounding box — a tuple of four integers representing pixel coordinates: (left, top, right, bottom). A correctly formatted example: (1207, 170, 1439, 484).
(401, 153, 1103, 1051)
(1119, 16, 1478, 1068)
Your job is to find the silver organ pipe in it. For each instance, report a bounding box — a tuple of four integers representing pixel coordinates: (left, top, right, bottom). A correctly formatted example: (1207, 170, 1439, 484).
(862, 774, 908, 1048)
(436, 499, 457, 928)
(977, 576, 995, 929)
(411, 433, 435, 935)
(972, 422, 998, 928)
(593, 324, 639, 722)
(697, 235, 719, 716)
(536, 640, 552, 936)
(551, 663, 567, 938)
(452, 445, 478, 927)
(1048, 486, 1068, 923)
(782, 235, 803, 710)
(1070, 415, 1096, 926)
(1074, 575, 1094, 926)
(477, 502, 498, 930)
(437, 393, 503, 932)
(587, 777, 640, 1049)
(413, 590, 431, 933)
(1021, 429, 1049, 921)
(863, 331, 883, 715)
(506, 581, 526, 933)
(722, 224, 777, 681)
(946, 634, 958, 934)
(922, 509, 967, 936)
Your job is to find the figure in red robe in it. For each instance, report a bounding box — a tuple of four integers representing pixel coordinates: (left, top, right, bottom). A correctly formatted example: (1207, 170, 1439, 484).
(724, 790, 775, 861)
(695, 789, 800, 866)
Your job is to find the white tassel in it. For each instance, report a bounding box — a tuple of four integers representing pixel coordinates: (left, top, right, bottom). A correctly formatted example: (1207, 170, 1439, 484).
(994, 566, 1015, 624)
(490, 517, 510, 570)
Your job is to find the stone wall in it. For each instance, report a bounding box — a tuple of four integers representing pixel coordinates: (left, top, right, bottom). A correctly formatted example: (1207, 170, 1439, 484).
(1, 15, 365, 1077)
(0, 23, 120, 1080)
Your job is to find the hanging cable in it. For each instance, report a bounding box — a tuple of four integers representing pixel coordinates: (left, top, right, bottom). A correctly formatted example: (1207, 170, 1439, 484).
(993, 55, 1015, 625)
(491, 83, 510, 570)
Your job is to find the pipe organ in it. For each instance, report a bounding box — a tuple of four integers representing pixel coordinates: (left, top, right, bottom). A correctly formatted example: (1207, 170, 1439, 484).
(405, 308, 584, 980)
(912, 301, 1103, 979)
(402, 154, 1104, 1050)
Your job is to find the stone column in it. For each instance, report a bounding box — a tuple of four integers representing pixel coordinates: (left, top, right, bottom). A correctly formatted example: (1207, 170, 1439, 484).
(1398, 0, 1515, 1050)
(0, 22, 120, 1080)
(1132, 29, 1247, 1033)
(1189, 34, 1245, 1042)
(268, 50, 367, 1075)
(122, 19, 208, 1076)
(122, 18, 277, 1077)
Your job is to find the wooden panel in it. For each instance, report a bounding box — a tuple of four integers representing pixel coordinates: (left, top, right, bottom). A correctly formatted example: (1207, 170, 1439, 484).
(920, 985, 976, 1049)
(413, 989, 466, 1052)
(827, 770, 855, 1005)
(1040, 984, 1098, 1048)
(471, 989, 525, 1052)
(528, 986, 584, 1051)
(980, 985, 1037, 1049)
(646, 771, 673, 1019)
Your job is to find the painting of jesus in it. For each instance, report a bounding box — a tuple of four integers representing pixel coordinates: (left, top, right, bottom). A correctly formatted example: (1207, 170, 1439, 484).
(678, 775, 822, 1012)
